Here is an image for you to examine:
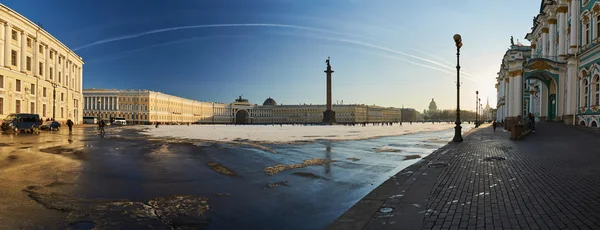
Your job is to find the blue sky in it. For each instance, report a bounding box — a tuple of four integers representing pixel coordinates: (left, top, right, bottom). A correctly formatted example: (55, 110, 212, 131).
(3, 0, 540, 111)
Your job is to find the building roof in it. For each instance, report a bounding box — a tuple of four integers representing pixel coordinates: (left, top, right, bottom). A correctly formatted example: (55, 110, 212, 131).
(263, 97, 277, 106)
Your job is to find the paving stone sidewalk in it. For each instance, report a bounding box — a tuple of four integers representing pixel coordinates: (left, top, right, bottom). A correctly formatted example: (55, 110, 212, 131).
(327, 122, 600, 230)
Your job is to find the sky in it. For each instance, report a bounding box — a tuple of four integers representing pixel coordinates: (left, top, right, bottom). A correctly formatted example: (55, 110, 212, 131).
(3, 0, 540, 112)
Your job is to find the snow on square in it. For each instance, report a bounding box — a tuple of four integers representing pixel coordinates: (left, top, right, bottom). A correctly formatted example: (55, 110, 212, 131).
(141, 123, 459, 144)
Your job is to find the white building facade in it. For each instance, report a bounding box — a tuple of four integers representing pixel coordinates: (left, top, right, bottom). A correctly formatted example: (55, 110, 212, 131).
(83, 89, 402, 125)
(496, 0, 600, 128)
(0, 4, 84, 123)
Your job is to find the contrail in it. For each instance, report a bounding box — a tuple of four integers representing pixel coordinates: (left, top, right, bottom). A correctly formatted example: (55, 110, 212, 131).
(316, 36, 476, 79)
(73, 23, 371, 51)
(74, 23, 473, 78)
(269, 32, 478, 81)
(86, 35, 245, 63)
(412, 48, 474, 75)
(412, 48, 454, 66)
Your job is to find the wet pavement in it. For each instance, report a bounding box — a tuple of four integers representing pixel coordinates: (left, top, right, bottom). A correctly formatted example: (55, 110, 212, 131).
(328, 122, 600, 230)
(0, 124, 473, 229)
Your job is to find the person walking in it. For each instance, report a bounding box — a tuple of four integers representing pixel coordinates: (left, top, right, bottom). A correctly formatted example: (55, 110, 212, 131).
(155, 122, 159, 128)
(98, 119, 106, 135)
(529, 113, 536, 131)
(492, 120, 497, 132)
(67, 119, 74, 134)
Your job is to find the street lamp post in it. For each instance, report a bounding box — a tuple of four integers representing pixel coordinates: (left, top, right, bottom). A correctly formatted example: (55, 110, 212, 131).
(476, 90, 479, 127)
(50, 81, 58, 120)
(452, 34, 463, 142)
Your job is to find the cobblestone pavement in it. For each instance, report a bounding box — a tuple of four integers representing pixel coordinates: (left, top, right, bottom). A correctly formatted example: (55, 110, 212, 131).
(328, 122, 600, 230)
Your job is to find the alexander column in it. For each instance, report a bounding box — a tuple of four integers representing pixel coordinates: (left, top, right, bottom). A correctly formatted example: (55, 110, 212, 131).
(322, 57, 337, 125)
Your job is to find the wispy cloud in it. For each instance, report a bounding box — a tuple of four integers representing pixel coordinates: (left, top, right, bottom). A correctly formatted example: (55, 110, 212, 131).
(73, 23, 370, 51)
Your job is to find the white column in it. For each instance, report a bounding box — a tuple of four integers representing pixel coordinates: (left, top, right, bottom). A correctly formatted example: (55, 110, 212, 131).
(79, 66, 83, 93)
(4, 23, 11, 67)
(507, 77, 513, 117)
(542, 27, 549, 56)
(33, 38, 38, 76)
(0, 22, 5, 66)
(514, 74, 523, 117)
(54, 51, 58, 84)
(558, 8, 567, 56)
(566, 60, 578, 115)
(569, 0, 580, 54)
(549, 19, 557, 57)
(44, 45, 49, 80)
(541, 86, 548, 118)
(19, 31, 25, 72)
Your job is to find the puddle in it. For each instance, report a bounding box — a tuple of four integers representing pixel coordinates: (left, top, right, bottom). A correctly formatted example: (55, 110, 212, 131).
(207, 162, 237, 177)
(263, 158, 335, 175)
(291, 172, 329, 180)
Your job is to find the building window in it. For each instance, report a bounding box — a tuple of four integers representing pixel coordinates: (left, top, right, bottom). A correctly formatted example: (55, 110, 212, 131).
(43, 104, 46, 117)
(26, 56, 31, 71)
(11, 50, 17, 66)
(597, 16, 600, 38)
(30, 102, 35, 114)
(61, 107, 63, 118)
(585, 23, 590, 45)
(59, 73, 61, 84)
(43, 87, 46, 97)
(50, 67, 53, 79)
(15, 79, 21, 92)
(39, 62, 44, 75)
(58, 57, 61, 64)
(595, 75, 600, 105)
(15, 100, 20, 113)
(0, 98, 3, 115)
(50, 52, 53, 59)
(11, 30, 17, 40)
(584, 79, 589, 107)
(0, 75, 3, 88)
(39, 45, 43, 54)
(31, 83, 35, 95)
(61, 93, 64, 101)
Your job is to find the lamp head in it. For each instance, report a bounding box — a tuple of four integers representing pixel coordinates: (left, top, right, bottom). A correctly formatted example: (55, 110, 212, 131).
(476, 90, 479, 94)
(453, 34, 462, 48)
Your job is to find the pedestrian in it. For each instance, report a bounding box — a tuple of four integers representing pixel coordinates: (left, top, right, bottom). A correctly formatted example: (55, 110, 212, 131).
(492, 120, 497, 132)
(529, 113, 536, 131)
(98, 119, 106, 135)
(67, 119, 74, 134)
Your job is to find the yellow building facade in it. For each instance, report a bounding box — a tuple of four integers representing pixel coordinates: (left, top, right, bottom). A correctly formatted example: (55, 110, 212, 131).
(0, 4, 84, 123)
(83, 89, 402, 124)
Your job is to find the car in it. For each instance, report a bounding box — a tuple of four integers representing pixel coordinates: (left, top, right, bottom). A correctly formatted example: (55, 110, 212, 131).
(40, 121, 61, 131)
(1, 113, 42, 133)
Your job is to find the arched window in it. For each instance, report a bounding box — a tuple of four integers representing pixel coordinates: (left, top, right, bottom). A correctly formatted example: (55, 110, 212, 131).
(584, 79, 589, 108)
(595, 75, 600, 106)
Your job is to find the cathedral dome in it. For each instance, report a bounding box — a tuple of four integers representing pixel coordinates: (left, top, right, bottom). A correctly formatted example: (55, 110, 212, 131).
(263, 97, 277, 106)
(428, 98, 437, 111)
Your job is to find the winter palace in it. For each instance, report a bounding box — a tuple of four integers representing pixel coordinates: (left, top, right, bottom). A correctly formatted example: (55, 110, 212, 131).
(0, 4, 84, 123)
(82, 89, 402, 125)
(496, 0, 600, 128)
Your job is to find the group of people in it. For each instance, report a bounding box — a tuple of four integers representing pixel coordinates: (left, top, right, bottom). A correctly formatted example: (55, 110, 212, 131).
(490, 113, 536, 132)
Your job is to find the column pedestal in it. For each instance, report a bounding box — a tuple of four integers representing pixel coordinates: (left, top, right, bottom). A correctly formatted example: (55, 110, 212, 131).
(322, 110, 336, 125)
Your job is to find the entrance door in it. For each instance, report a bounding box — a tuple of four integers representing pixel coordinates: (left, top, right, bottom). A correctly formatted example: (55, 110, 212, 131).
(548, 94, 556, 120)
